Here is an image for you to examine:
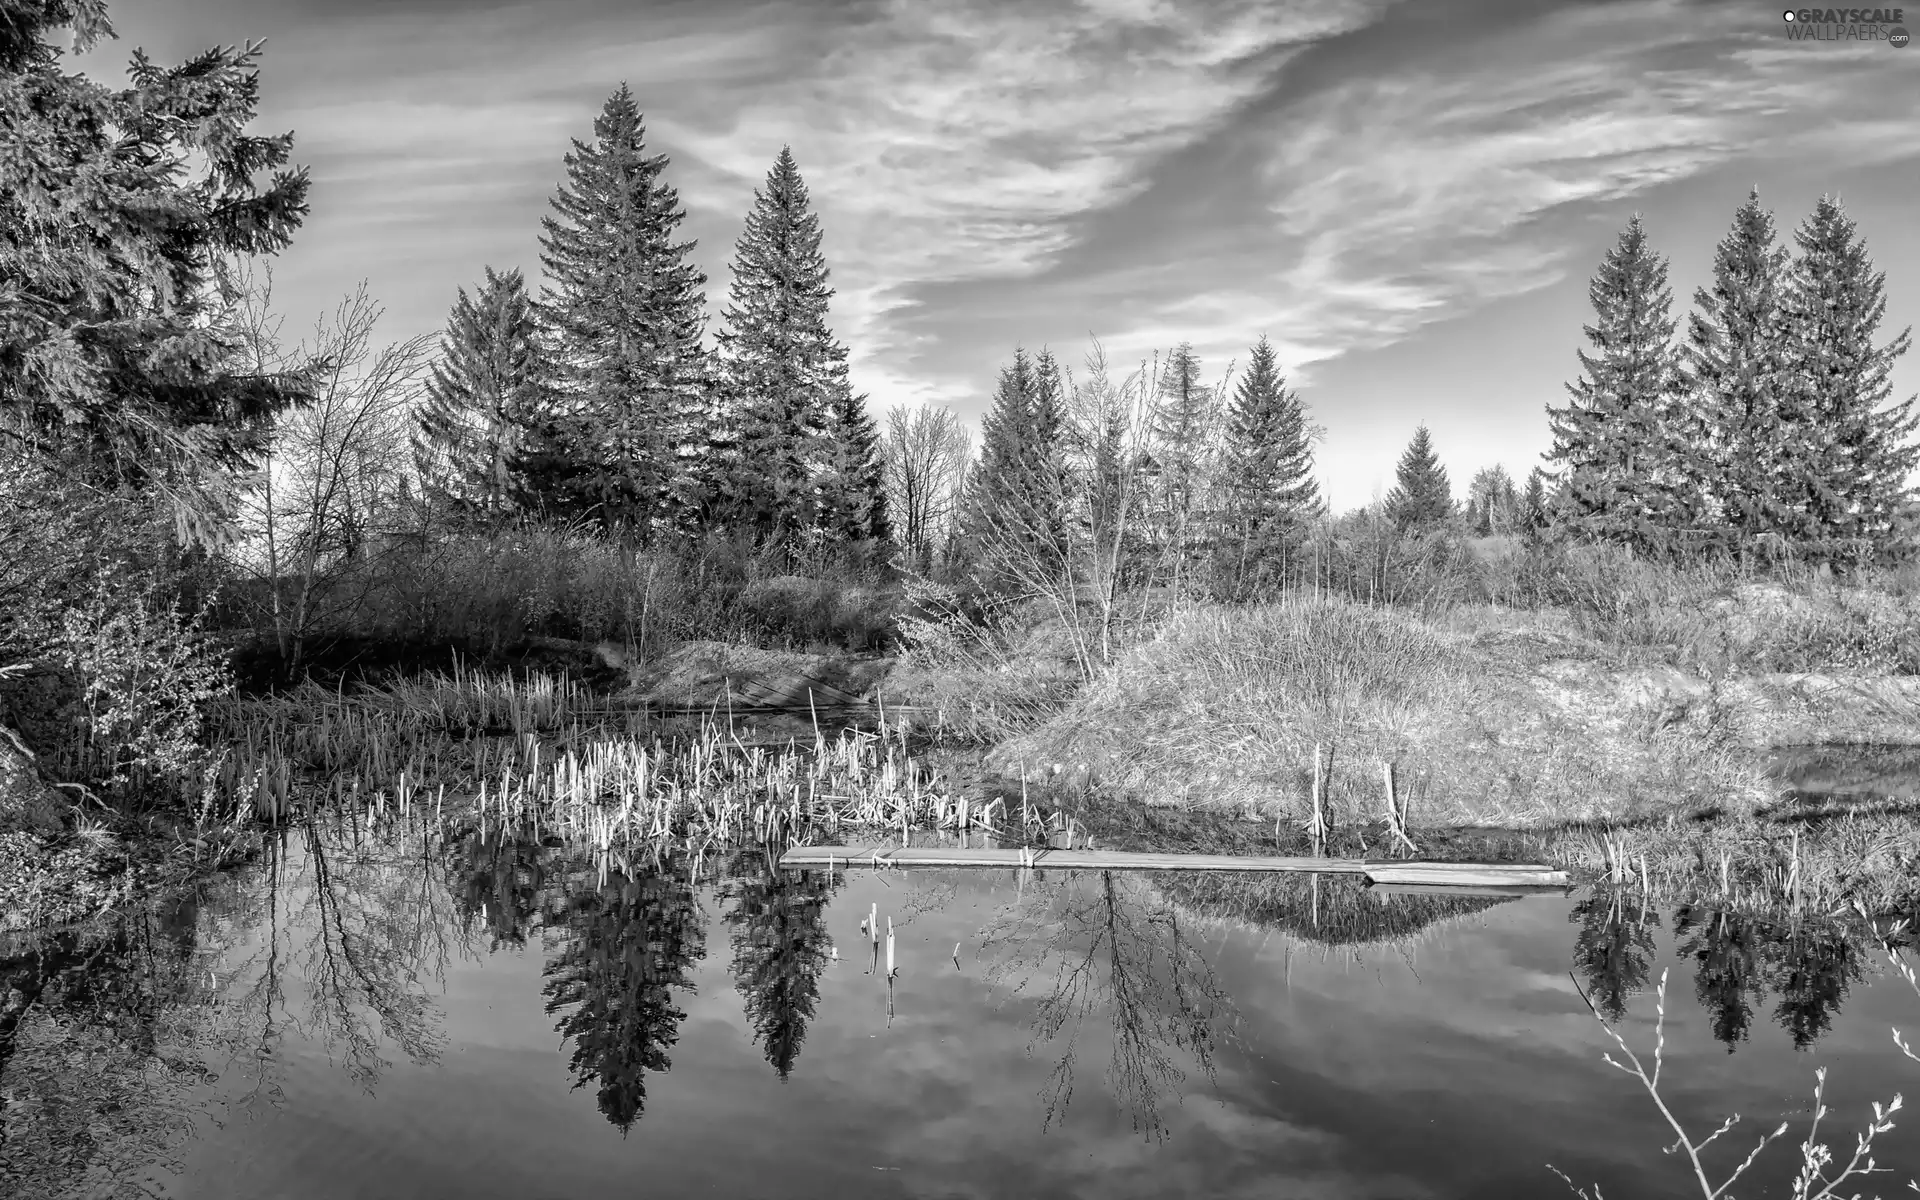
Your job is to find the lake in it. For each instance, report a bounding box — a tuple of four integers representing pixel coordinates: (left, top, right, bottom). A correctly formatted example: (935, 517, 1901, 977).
(4, 810, 1919, 1199)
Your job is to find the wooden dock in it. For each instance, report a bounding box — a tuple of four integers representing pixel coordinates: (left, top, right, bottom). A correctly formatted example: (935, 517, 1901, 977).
(778, 845, 1570, 889)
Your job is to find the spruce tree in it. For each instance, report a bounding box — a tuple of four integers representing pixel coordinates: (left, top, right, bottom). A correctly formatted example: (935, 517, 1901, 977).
(1777, 195, 1919, 563)
(965, 347, 1069, 579)
(528, 84, 709, 539)
(1682, 188, 1795, 553)
(0, 2, 315, 542)
(1382, 424, 1453, 533)
(412, 267, 546, 522)
(713, 146, 858, 544)
(1548, 215, 1694, 554)
(816, 386, 891, 552)
(1216, 335, 1319, 586)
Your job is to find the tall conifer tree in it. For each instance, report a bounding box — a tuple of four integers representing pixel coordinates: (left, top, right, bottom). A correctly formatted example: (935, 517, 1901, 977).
(1682, 188, 1796, 551)
(1382, 424, 1453, 533)
(412, 267, 546, 521)
(1777, 195, 1919, 562)
(526, 84, 709, 539)
(713, 147, 867, 544)
(1547, 215, 1695, 554)
(1216, 335, 1318, 590)
(965, 347, 1069, 579)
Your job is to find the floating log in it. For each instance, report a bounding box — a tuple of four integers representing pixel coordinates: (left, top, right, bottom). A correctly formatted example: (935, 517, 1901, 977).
(777, 845, 1569, 887)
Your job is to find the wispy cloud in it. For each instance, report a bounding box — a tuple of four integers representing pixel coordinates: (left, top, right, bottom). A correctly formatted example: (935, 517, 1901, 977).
(93, 0, 1920, 506)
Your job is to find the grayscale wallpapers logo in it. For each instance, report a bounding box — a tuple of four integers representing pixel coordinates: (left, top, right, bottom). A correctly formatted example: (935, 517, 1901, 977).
(1782, 7, 1910, 44)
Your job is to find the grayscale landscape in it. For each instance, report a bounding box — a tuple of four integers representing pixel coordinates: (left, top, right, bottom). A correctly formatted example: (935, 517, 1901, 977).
(4, 1, 1920, 1196)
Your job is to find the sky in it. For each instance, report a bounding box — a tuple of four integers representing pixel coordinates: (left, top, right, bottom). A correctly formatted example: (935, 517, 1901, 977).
(73, 0, 1920, 513)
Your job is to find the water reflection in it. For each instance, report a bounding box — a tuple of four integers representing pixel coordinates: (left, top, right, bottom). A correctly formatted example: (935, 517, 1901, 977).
(719, 849, 839, 1080)
(1, 814, 1916, 1197)
(541, 849, 706, 1133)
(980, 870, 1234, 1140)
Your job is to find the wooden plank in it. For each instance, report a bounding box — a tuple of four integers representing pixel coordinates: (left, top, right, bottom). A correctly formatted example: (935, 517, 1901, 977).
(777, 845, 1570, 888)
(1363, 863, 1569, 888)
(1024, 850, 1366, 874)
(1368, 882, 1570, 899)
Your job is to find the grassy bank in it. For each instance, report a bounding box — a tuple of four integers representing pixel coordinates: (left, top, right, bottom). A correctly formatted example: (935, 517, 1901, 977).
(987, 597, 1770, 827)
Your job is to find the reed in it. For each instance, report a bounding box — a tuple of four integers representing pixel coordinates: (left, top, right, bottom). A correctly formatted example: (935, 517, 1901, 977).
(198, 674, 984, 850)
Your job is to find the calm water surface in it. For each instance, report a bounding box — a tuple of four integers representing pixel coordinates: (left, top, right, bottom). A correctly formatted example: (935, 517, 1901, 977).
(5, 812, 1920, 1200)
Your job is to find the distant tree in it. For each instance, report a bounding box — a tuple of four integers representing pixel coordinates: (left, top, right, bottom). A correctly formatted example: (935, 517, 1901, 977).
(1520, 467, 1552, 540)
(411, 267, 547, 522)
(0, 2, 317, 545)
(1776, 195, 1920, 565)
(965, 347, 1070, 585)
(1147, 343, 1220, 583)
(882, 403, 970, 573)
(1464, 465, 1519, 536)
(1382, 424, 1453, 533)
(524, 84, 710, 539)
(712, 146, 866, 545)
(1547, 215, 1696, 554)
(1215, 334, 1319, 593)
(1682, 188, 1796, 553)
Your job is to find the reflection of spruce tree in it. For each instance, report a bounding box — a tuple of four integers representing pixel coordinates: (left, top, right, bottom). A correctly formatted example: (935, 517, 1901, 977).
(1570, 893, 1660, 1022)
(1766, 928, 1863, 1051)
(454, 833, 550, 951)
(721, 852, 840, 1079)
(1674, 906, 1766, 1051)
(542, 858, 706, 1132)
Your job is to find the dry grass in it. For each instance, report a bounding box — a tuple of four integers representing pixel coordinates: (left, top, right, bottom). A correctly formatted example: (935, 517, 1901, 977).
(990, 596, 1770, 830)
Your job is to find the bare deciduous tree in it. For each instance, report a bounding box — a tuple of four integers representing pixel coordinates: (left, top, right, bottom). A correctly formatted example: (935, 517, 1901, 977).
(231, 275, 433, 671)
(882, 402, 971, 574)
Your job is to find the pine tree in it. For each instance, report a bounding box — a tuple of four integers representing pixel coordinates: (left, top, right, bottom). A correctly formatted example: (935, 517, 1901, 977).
(713, 147, 862, 544)
(1682, 188, 1796, 553)
(965, 347, 1069, 580)
(1216, 335, 1319, 589)
(1777, 195, 1919, 563)
(411, 267, 546, 522)
(528, 84, 710, 540)
(0, 2, 316, 542)
(1547, 215, 1695, 554)
(1382, 424, 1453, 533)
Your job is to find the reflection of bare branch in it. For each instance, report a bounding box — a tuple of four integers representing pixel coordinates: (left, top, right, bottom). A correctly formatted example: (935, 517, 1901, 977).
(977, 870, 1235, 1139)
